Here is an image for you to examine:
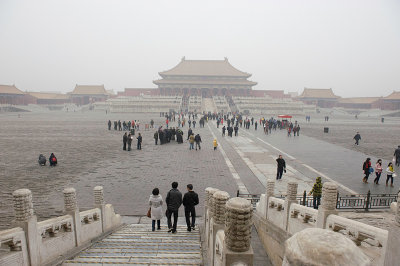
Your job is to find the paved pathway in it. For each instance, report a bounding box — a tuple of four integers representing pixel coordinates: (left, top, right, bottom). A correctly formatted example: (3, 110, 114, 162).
(210, 120, 399, 196)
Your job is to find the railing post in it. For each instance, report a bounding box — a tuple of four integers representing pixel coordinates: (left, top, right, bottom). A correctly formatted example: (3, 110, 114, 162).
(302, 190, 307, 206)
(12, 189, 39, 266)
(316, 182, 338, 229)
(336, 191, 339, 209)
(63, 187, 82, 246)
(365, 190, 371, 212)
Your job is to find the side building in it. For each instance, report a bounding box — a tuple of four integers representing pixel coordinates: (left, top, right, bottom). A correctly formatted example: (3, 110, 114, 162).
(0, 85, 26, 105)
(298, 88, 340, 108)
(70, 85, 109, 105)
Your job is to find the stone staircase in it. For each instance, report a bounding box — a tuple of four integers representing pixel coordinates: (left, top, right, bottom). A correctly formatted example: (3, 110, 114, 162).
(63, 224, 202, 265)
(202, 98, 217, 113)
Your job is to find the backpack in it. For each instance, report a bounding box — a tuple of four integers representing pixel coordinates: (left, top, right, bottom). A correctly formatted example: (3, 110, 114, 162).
(52, 157, 57, 162)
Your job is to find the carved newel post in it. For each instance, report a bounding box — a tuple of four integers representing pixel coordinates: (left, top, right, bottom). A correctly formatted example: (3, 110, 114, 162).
(63, 187, 82, 246)
(284, 182, 298, 230)
(12, 189, 39, 266)
(316, 182, 338, 229)
(383, 192, 400, 265)
(263, 179, 275, 219)
(94, 186, 106, 232)
(209, 191, 230, 265)
(283, 228, 370, 266)
(223, 197, 253, 266)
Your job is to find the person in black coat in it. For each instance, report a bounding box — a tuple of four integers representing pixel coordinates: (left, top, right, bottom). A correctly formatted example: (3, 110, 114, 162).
(137, 133, 142, 150)
(108, 120, 111, 130)
(354, 132, 361, 145)
(38, 154, 46, 166)
(166, 182, 182, 233)
(127, 133, 132, 151)
(194, 134, 202, 150)
(276, 155, 286, 180)
(123, 132, 128, 150)
(182, 184, 199, 232)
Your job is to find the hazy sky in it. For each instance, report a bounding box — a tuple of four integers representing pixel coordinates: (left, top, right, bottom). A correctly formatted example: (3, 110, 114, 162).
(0, 0, 399, 97)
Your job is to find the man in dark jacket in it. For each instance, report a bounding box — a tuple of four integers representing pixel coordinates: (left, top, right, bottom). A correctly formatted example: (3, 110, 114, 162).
(108, 120, 111, 130)
(183, 184, 199, 232)
(123, 132, 128, 150)
(154, 131, 158, 145)
(166, 182, 182, 233)
(354, 132, 361, 145)
(194, 134, 202, 150)
(127, 133, 132, 151)
(276, 155, 286, 180)
(137, 133, 142, 150)
(394, 145, 400, 167)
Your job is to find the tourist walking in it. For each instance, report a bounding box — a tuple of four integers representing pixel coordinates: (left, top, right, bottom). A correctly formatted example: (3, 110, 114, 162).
(213, 139, 218, 151)
(354, 132, 361, 145)
(49, 153, 57, 166)
(137, 133, 142, 150)
(394, 145, 400, 167)
(123, 132, 128, 151)
(166, 182, 182, 233)
(182, 184, 199, 232)
(194, 133, 202, 150)
(309, 177, 322, 209)
(149, 188, 163, 231)
(222, 126, 226, 136)
(386, 162, 395, 187)
(276, 155, 286, 180)
(374, 159, 383, 184)
(362, 158, 371, 183)
(234, 125, 238, 136)
(189, 133, 195, 150)
(154, 131, 158, 145)
(108, 120, 111, 130)
(127, 133, 132, 151)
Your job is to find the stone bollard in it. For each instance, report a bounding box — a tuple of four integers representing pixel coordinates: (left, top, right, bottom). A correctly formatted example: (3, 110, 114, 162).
(206, 188, 219, 251)
(316, 182, 338, 229)
(209, 191, 230, 266)
(12, 189, 39, 266)
(265, 179, 275, 219)
(283, 228, 370, 266)
(63, 187, 82, 246)
(383, 192, 400, 265)
(223, 197, 253, 266)
(94, 186, 106, 232)
(284, 182, 298, 230)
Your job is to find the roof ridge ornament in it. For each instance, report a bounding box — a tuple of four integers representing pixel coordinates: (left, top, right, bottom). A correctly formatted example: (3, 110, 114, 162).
(181, 56, 185, 61)
(224, 57, 228, 61)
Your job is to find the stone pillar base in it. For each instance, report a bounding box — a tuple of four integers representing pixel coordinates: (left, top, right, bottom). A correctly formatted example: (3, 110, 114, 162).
(223, 244, 254, 266)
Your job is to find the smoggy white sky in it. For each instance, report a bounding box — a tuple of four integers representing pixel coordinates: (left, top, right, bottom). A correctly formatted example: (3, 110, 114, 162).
(0, 0, 399, 97)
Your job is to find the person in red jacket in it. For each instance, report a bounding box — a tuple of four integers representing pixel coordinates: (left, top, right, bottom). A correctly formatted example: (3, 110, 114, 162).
(362, 158, 371, 183)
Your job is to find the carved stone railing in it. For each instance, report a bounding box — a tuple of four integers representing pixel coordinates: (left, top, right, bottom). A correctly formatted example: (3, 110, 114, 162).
(326, 214, 387, 248)
(267, 197, 286, 230)
(287, 203, 318, 235)
(253, 180, 391, 266)
(37, 215, 73, 239)
(0, 186, 122, 266)
(0, 227, 29, 266)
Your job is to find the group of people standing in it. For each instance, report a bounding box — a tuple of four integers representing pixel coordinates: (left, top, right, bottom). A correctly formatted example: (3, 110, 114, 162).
(122, 132, 142, 151)
(148, 182, 199, 233)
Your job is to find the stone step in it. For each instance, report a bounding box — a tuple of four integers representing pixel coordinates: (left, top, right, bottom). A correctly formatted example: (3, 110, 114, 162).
(64, 223, 202, 265)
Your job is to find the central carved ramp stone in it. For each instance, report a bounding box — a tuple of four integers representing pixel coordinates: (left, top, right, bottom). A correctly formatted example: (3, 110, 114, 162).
(63, 224, 202, 265)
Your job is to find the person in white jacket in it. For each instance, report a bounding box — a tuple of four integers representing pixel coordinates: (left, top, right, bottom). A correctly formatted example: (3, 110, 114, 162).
(149, 188, 163, 231)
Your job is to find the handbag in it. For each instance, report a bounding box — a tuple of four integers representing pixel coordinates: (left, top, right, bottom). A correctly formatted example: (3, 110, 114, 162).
(369, 167, 374, 173)
(147, 207, 151, 218)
